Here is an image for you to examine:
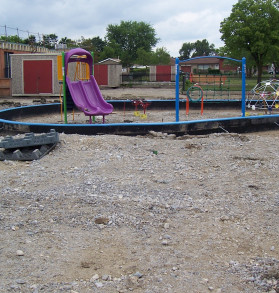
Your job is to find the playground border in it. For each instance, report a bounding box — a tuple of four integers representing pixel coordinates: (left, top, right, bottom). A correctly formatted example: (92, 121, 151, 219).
(1, 101, 279, 136)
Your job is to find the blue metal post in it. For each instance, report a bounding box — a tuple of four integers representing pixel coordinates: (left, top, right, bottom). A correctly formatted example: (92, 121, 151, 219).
(175, 57, 180, 122)
(241, 57, 246, 117)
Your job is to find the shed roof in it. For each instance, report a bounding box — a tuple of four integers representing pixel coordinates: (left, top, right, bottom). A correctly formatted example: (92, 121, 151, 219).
(98, 58, 121, 64)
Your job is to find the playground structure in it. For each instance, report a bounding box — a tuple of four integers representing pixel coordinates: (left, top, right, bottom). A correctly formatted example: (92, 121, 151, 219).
(246, 79, 279, 113)
(131, 99, 151, 119)
(58, 53, 246, 124)
(3, 54, 279, 136)
(175, 56, 246, 121)
(185, 85, 204, 116)
(59, 48, 113, 124)
(186, 73, 231, 100)
(2, 100, 279, 136)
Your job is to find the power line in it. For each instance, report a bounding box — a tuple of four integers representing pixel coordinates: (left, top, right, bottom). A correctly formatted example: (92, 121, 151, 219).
(0, 25, 44, 42)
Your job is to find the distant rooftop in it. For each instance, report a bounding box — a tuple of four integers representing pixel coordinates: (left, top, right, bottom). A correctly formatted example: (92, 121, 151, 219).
(98, 58, 121, 64)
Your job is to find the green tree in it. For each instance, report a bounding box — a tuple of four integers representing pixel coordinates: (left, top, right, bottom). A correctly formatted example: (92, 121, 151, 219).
(59, 37, 77, 48)
(99, 44, 119, 61)
(105, 20, 159, 67)
(152, 47, 171, 65)
(99, 39, 121, 61)
(135, 47, 170, 65)
(91, 36, 106, 53)
(265, 40, 279, 76)
(42, 34, 58, 49)
(217, 45, 256, 77)
(23, 35, 38, 52)
(78, 36, 106, 54)
(192, 39, 215, 57)
(0, 35, 23, 43)
(179, 39, 215, 59)
(135, 47, 153, 65)
(23, 35, 37, 45)
(179, 42, 195, 59)
(220, 0, 279, 83)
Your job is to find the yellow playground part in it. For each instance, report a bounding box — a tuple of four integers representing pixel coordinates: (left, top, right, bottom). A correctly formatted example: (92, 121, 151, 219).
(57, 55, 90, 82)
(57, 55, 90, 121)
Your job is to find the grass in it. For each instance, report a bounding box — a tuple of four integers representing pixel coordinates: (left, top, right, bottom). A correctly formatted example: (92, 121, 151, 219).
(186, 74, 274, 93)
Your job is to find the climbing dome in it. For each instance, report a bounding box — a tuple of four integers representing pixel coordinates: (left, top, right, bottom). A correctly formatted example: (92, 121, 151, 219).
(246, 79, 279, 112)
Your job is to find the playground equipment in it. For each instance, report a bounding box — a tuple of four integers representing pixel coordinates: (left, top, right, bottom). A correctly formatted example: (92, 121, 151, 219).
(186, 85, 204, 116)
(2, 101, 279, 136)
(59, 48, 113, 124)
(175, 56, 246, 121)
(246, 79, 279, 113)
(186, 73, 230, 100)
(132, 99, 151, 119)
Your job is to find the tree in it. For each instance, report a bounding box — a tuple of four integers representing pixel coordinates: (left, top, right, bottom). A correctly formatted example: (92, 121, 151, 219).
(99, 39, 122, 61)
(91, 36, 106, 53)
(135, 47, 153, 66)
(105, 20, 159, 67)
(0, 35, 22, 43)
(23, 35, 36, 45)
(192, 39, 215, 57)
(217, 45, 257, 77)
(42, 34, 58, 49)
(23, 35, 38, 52)
(99, 43, 120, 61)
(220, 0, 279, 83)
(179, 39, 215, 60)
(135, 47, 170, 65)
(179, 42, 195, 60)
(265, 39, 279, 76)
(78, 36, 106, 54)
(59, 37, 77, 49)
(152, 47, 171, 65)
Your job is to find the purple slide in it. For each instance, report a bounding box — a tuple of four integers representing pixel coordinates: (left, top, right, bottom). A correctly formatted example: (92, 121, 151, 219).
(64, 48, 113, 123)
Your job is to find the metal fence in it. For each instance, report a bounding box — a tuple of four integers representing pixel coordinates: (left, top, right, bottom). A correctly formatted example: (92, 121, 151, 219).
(121, 72, 175, 82)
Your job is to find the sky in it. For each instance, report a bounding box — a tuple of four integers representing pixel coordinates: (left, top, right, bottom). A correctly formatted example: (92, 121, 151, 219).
(0, 0, 239, 57)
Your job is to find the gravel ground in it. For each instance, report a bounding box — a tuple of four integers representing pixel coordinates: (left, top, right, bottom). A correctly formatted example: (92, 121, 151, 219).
(0, 90, 279, 293)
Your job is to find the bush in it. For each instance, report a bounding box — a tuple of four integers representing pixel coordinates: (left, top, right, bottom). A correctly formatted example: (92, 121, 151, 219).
(130, 67, 149, 74)
(208, 68, 221, 74)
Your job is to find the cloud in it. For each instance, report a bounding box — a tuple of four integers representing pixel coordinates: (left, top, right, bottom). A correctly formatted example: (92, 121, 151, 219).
(0, 0, 238, 56)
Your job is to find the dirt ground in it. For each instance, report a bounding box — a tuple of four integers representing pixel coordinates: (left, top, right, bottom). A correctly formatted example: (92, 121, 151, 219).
(0, 86, 245, 125)
(0, 88, 278, 293)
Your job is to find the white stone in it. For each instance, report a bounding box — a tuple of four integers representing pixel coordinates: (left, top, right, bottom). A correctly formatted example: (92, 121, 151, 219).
(90, 274, 99, 282)
(16, 250, 24, 256)
(164, 223, 170, 229)
(95, 282, 103, 288)
(162, 240, 168, 246)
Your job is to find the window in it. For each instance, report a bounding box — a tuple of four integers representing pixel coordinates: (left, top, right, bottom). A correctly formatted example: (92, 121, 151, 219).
(4, 52, 13, 78)
(198, 64, 210, 71)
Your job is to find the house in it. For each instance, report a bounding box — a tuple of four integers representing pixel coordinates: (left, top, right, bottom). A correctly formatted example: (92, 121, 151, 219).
(170, 57, 238, 74)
